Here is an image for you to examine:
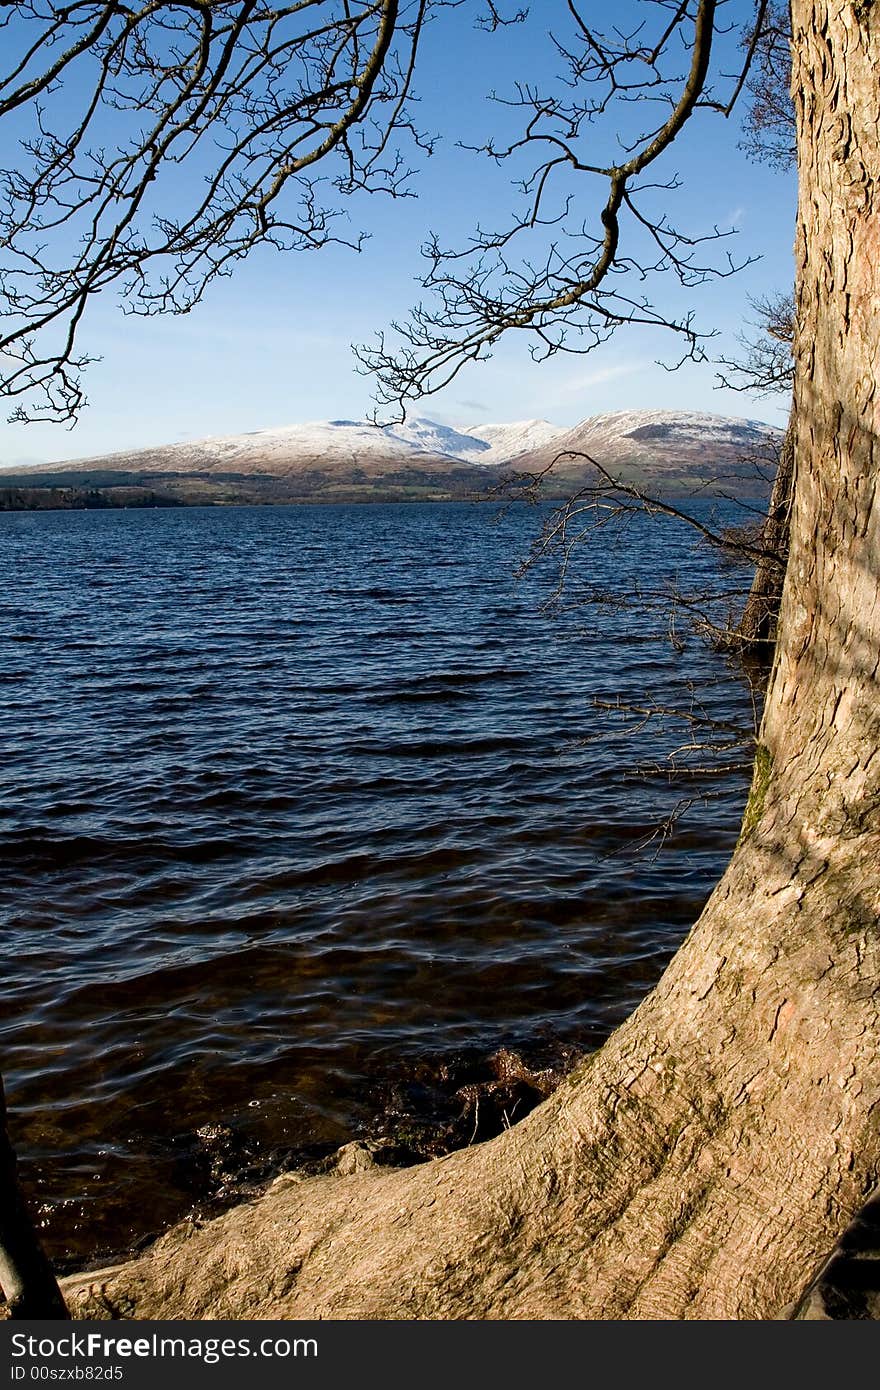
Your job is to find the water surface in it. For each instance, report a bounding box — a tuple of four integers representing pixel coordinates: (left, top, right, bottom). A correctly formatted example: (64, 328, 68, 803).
(0, 501, 755, 1266)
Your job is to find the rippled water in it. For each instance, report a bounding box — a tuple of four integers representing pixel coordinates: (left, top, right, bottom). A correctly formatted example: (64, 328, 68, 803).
(0, 501, 755, 1268)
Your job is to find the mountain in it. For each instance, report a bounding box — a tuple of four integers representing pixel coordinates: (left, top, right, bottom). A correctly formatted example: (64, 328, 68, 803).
(3, 416, 565, 477)
(0, 410, 781, 508)
(508, 410, 782, 494)
(375, 418, 494, 460)
(31, 419, 442, 477)
(372, 416, 568, 464)
(462, 420, 569, 464)
(0, 418, 485, 506)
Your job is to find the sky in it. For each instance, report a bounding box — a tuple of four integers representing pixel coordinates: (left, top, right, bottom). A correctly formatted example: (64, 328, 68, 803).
(0, 2, 797, 468)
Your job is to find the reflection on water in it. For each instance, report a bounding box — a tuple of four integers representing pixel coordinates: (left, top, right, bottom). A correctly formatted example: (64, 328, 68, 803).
(0, 501, 753, 1267)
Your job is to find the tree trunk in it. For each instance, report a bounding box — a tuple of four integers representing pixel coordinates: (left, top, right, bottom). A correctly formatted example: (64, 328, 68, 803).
(735, 415, 795, 664)
(61, 0, 880, 1320)
(0, 1080, 69, 1319)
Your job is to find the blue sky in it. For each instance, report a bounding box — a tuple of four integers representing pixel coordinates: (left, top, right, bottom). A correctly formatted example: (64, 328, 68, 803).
(0, 2, 796, 466)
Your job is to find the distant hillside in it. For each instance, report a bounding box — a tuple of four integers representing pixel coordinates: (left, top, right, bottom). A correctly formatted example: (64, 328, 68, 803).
(506, 410, 781, 496)
(0, 410, 780, 507)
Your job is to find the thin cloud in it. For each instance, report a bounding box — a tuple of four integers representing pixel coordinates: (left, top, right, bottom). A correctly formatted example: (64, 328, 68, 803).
(547, 359, 652, 401)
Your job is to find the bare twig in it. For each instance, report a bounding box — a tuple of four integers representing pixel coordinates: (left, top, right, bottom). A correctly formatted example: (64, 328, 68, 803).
(358, 0, 778, 415)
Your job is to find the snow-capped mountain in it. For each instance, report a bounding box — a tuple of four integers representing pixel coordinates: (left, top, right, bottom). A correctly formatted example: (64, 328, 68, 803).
(379, 417, 494, 459)
(382, 417, 568, 464)
(16, 416, 564, 476)
(554, 409, 776, 452)
(36, 419, 430, 477)
(461, 420, 568, 464)
(0, 409, 781, 505)
(511, 410, 782, 490)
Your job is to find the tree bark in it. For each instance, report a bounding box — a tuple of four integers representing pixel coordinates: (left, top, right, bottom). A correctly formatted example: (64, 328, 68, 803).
(735, 415, 795, 664)
(0, 1079, 69, 1319)
(61, 0, 880, 1321)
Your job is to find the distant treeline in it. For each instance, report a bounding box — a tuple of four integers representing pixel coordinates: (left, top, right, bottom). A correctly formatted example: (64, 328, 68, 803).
(0, 486, 184, 511)
(0, 459, 772, 511)
(0, 467, 501, 509)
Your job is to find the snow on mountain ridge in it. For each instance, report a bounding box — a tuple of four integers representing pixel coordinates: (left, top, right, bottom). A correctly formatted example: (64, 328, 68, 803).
(26, 415, 565, 472)
(576, 409, 778, 441)
(518, 410, 781, 467)
(372, 416, 567, 464)
(506, 409, 782, 495)
(7, 409, 780, 477)
(461, 419, 569, 464)
(381, 417, 492, 458)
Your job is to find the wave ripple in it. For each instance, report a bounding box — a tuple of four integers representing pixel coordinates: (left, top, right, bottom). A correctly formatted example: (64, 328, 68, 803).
(0, 501, 753, 1266)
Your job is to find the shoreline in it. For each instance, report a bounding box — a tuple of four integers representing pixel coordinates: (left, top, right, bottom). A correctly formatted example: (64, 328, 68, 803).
(57, 1133, 880, 1321)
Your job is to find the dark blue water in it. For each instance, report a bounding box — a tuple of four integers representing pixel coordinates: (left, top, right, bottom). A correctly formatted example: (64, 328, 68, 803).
(0, 501, 756, 1267)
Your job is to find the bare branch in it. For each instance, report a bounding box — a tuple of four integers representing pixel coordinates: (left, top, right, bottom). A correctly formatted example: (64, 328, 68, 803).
(359, 0, 778, 414)
(738, 0, 795, 171)
(0, 0, 442, 423)
(716, 290, 795, 396)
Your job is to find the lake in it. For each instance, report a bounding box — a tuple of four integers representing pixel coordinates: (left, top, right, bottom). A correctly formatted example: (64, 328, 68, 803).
(0, 500, 757, 1268)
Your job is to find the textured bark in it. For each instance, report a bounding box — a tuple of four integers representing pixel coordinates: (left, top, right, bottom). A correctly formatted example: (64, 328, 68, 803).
(62, 0, 880, 1321)
(736, 416, 795, 663)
